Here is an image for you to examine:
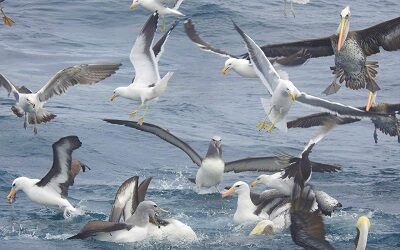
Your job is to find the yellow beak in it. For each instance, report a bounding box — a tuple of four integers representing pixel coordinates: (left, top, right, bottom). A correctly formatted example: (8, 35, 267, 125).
(250, 180, 258, 188)
(290, 92, 296, 102)
(337, 18, 348, 52)
(221, 66, 230, 75)
(365, 91, 376, 112)
(221, 187, 235, 198)
(130, 3, 137, 9)
(110, 94, 117, 102)
(6, 187, 16, 204)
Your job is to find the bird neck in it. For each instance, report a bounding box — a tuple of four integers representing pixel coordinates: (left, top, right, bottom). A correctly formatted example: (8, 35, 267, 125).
(236, 190, 256, 213)
(18, 177, 37, 191)
(356, 225, 369, 250)
(126, 208, 150, 227)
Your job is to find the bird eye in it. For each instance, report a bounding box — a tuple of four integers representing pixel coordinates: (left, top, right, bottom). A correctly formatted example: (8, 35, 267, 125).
(153, 205, 157, 208)
(12, 183, 15, 187)
(235, 185, 240, 188)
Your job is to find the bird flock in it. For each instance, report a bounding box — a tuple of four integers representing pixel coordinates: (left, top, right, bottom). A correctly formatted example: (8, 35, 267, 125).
(1, 0, 399, 249)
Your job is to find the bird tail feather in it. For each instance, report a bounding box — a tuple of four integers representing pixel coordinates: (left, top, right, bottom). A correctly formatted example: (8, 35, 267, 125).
(28, 109, 56, 124)
(154, 72, 173, 97)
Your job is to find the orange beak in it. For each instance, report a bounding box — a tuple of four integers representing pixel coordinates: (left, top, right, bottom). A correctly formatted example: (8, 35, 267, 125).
(221, 187, 235, 198)
(366, 91, 376, 112)
(337, 18, 348, 52)
(6, 187, 17, 204)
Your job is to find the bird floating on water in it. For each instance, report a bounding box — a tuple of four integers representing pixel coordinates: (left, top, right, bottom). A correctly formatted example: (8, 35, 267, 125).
(0, 64, 120, 134)
(184, 19, 310, 78)
(110, 13, 175, 125)
(6, 136, 89, 219)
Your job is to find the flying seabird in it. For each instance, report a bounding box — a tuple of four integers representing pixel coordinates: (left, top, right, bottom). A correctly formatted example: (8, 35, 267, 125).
(289, 185, 371, 250)
(287, 103, 400, 144)
(242, 6, 400, 110)
(0, 0, 14, 27)
(0, 64, 120, 134)
(130, 0, 184, 32)
(234, 21, 391, 133)
(103, 119, 340, 192)
(69, 176, 196, 242)
(6, 136, 89, 219)
(183, 19, 310, 78)
(110, 13, 175, 125)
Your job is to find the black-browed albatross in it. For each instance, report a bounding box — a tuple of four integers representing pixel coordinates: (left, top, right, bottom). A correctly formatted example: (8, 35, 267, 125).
(0, 64, 120, 134)
(6, 136, 89, 219)
(103, 119, 340, 191)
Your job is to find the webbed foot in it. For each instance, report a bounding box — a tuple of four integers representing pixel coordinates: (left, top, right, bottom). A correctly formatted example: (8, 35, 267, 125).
(129, 110, 138, 118)
(138, 116, 145, 126)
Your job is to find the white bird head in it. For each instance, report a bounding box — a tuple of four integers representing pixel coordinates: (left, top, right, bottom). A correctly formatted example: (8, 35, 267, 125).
(137, 200, 167, 219)
(337, 6, 351, 52)
(222, 58, 238, 75)
(25, 97, 35, 108)
(250, 174, 271, 188)
(221, 181, 250, 198)
(130, 0, 140, 9)
(110, 87, 124, 102)
(7, 177, 30, 204)
(281, 80, 298, 102)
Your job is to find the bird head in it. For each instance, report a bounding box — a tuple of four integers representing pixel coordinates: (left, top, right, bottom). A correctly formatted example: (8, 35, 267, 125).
(110, 88, 122, 102)
(221, 181, 249, 198)
(337, 6, 351, 52)
(250, 174, 269, 188)
(138, 201, 168, 227)
(130, 0, 140, 10)
(26, 98, 35, 108)
(222, 58, 237, 75)
(282, 81, 297, 102)
(6, 177, 28, 204)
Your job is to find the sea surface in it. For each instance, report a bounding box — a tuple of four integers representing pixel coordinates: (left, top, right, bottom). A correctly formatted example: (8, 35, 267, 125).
(0, 0, 399, 249)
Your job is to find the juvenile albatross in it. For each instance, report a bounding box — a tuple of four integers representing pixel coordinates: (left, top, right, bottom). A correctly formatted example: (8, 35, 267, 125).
(110, 13, 175, 125)
(0, 64, 120, 134)
(6, 136, 89, 219)
(184, 19, 310, 78)
(103, 119, 340, 192)
(234, 21, 391, 133)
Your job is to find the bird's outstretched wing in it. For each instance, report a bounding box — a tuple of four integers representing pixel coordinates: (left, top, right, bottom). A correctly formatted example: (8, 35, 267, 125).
(36, 64, 120, 102)
(153, 20, 179, 62)
(184, 19, 239, 58)
(130, 13, 159, 87)
(234, 22, 280, 95)
(109, 176, 139, 223)
(290, 185, 334, 250)
(68, 221, 131, 240)
(224, 156, 291, 173)
(0, 74, 20, 101)
(103, 119, 203, 167)
(356, 17, 400, 56)
(287, 112, 360, 129)
(36, 136, 85, 197)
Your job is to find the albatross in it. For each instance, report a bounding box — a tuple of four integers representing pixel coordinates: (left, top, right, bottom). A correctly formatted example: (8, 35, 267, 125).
(0, 64, 120, 134)
(103, 119, 340, 192)
(6, 136, 89, 219)
(234, 21, 391, 133)
(69, 176, 196, 242)
(289, 185, 371, 250)
(183, 19, 310, 78)
(110, 13, 175, 125)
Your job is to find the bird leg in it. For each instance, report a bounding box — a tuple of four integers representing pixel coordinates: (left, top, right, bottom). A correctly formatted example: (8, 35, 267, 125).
(257, 106, 275, 132)
(23, 113, 28, 129)
(33, 116, 38, 135)
(0, 7, 14, 27)
(129, 103, 144, 118)
(373, 126, 378, 144)
(290, 0, 296, 17)
(257, 115, 270, 130)
(161, 16, 166, 33)
(137, 104, 148, 126)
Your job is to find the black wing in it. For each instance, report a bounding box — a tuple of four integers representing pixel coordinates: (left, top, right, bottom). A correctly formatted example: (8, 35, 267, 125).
(287, 112, 361, 129)
(109, 176, 139, 223)
(153, 20, 179, 62)
(224, 156, 292, 173)
(103, 119, 203, 166)
(68, 221, 131, 240)
(36, 136, 83, 197)
(356, 17, 400, 56)
(290, 185, 334, 250)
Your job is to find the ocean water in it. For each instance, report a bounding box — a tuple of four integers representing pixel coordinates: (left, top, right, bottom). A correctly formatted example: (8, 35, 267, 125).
(0, 0, 399, 249)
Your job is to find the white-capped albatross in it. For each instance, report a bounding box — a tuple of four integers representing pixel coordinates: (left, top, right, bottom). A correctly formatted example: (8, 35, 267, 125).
(234, 22, 392, 133)
(183, 19, 310, 78)
(69, 176, 196, 242)
(6, 136, 89, 219)
(103, 119, 340, 192)
(0, 64, 120, 134)
(110, 13, 175, 125)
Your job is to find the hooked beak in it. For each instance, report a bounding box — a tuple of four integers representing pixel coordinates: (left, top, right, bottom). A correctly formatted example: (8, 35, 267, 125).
(250, 180, 259, 188)
(221, 66, 230, 75)
(337, 17, 349, 52)
(366, 92, 376, 112)
(156, 207, 169, 213)
(6, 187, 16, 204)
(130, 3, 137, 9)
(221, 187, 235, 198)
(290, 92, 296, 102)
(110, 94, 117, 102)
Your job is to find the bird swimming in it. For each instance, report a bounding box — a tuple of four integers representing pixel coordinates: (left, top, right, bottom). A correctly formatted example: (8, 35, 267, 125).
(0, 64, 120, 134)
(110, 13, 175, 125)
(184, 19, 310, 78)
(6, 136, 89, 219)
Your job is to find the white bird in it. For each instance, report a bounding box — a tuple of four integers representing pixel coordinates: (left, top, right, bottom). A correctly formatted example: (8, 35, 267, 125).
(183, 19, 310, 78)
(0, 64, 120, 134)
(130, 0, 184, 32)
(6, 136, 89, 219)
(110, 13, 175, 125)
(69, 176, 197, 243)
(234, 22, 391, 133)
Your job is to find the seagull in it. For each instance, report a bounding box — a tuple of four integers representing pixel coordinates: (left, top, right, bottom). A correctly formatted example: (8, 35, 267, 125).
(0, 64, 120, 134)
(287, 102, 400, 144)
(234, 21, 391, 133)
(6, 136, 89, 219)
(110, 13, 175, 125)
(183, 19, 310, 78)
(69, 176, 196, 242)
(130, 0, 184, 32)
(103, 119, 340, 192)
(289, 185, 371, 250)
(0, 0, 14, 27)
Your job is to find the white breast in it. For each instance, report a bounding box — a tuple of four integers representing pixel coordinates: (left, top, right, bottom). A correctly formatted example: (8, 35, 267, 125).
(195, 158, 225, 188)
(147, 219, 197, 243)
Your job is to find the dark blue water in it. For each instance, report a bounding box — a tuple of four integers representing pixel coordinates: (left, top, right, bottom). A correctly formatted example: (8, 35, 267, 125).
(0, 0, 399, 249)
